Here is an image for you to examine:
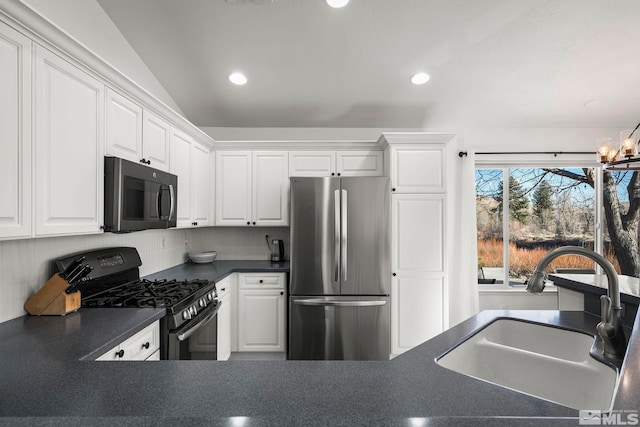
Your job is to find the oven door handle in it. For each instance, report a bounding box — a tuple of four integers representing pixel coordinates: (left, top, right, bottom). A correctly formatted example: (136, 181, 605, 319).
(173, 302, 220, 342)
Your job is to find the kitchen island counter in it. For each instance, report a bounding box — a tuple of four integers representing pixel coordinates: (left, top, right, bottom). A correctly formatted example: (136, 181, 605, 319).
(2, 307, 639, 426)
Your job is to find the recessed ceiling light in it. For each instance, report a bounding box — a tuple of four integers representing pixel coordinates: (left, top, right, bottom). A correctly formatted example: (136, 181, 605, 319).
(411, 72, 430, 85)
(228, 72, 248, 85)
(326, 0, 349, 8)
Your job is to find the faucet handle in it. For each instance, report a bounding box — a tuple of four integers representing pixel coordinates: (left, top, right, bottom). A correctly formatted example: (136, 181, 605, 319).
(600, 294, 611, 324)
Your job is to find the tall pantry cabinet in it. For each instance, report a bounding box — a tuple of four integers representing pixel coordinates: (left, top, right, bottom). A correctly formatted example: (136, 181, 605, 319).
(381, 133, 453, 358)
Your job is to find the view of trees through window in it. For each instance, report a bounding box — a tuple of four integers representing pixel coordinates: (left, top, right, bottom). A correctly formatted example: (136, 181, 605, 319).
(476, 167, 640, 285)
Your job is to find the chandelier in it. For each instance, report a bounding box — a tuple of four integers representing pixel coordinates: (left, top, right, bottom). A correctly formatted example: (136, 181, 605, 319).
(598, 122, 640, 170)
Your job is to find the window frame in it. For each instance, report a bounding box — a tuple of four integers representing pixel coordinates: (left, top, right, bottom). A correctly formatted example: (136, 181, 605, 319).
(475, 154, 603, 289)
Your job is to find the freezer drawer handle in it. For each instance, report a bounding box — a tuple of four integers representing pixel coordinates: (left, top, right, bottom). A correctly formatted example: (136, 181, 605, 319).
(293, 299, 386, 307)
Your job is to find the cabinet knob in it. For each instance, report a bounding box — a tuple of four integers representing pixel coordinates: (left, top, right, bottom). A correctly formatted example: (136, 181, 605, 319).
(246, 221, 251, 225)
(252, 221, 256, 225)
(392, 188, 396, 192)
(331, 173, 335, 176)
(259, 279, 264, 283)
(280, 291, 284, 295)
(116, 349, 125, 358)
(392, 273, 397, 277)
(192, 221, 198, 226)
(142, 342, 150, 350)
(337, 173, 341, 176)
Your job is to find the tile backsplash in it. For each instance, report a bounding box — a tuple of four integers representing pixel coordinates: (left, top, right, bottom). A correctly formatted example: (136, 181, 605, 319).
(0, 226, 289, 323)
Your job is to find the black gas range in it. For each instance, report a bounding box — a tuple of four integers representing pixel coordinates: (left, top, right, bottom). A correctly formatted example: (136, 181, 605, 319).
(56, 247, 219, 360)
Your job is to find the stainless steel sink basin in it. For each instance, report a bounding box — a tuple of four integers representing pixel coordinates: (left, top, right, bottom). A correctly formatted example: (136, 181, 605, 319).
(436, 319, 618, 410)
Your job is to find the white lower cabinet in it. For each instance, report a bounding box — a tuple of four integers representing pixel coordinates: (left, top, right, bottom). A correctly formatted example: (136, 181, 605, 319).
(216, 276, 232, 360)
(237, 273, 286, 352)
(391, 274, 444, 356)
(96, 321, 160, 361)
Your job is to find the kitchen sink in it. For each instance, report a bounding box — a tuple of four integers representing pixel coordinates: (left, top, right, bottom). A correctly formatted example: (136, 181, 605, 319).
(436, 318, 618, 410)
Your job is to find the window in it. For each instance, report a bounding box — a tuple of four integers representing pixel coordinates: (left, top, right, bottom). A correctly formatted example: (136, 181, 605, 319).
(476, 166, 605, 286)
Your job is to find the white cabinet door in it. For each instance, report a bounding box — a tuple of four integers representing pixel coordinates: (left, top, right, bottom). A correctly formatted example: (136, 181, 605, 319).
(215, 151, 252, 226)
(389, 145, 445, 193)
(0, 22, 31, 239)
(191, 141, 211, 226)
(288, 151, 335, 177)
(34, 46, 104, 236)
(391, 194, 444, 274)
(105, 88, 142, 163)
(170, 128, 192, 227)
(170, 129, 211, 227)
(391, 193, 446, 357)
(237, 273, 286, 352)
(336, 150, 383, 177)
(289, 150, 383, 177)
(253, 151, 288, 226)
(391, 274, 444, 356)
(142, 110, 171, 172)
(238, 289, 285, 352)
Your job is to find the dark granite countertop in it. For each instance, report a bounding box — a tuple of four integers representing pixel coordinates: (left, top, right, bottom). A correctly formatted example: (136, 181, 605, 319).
(2, 308, 639, 426)
(1, 263, 639, 425)
(549, 273, 640, 303)
(143, 260, 290, 283)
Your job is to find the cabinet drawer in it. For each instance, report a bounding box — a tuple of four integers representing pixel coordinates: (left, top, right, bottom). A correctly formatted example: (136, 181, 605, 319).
(95, 321, 159, 361)
(122, 321, 160, 360)
(238, 273, 285, 289)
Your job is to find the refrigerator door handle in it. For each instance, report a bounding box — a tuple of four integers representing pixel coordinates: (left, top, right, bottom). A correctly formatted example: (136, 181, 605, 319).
(334, 189, 340, 282)
(292, 299, 387, 307)
(341, 189, 347, 282)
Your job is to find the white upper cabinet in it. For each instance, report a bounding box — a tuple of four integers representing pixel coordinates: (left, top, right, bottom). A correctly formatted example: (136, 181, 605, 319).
(0, 22, 31, 240)
(105, 88, 142, 162)
(389, 144, 445, 193)
(289, 150, 383, 177)
(106, 88, 170, 172)
(216, 151, 288, 226)
(336, 151, 384, 176)
(252, 152, 289, 226)
(215, 151, 252, 226)
(142, 110, 171, 171)
(191, 141, 211, 226)
(170, 128, 211, 227)
(34, 45, 104, 236)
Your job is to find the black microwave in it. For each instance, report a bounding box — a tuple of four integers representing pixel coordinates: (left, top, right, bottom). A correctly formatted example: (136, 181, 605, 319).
(104, 157, 177, 232)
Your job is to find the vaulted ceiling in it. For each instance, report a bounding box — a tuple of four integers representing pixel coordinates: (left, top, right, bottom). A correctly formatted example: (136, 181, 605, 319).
(97, 0, 640, 131)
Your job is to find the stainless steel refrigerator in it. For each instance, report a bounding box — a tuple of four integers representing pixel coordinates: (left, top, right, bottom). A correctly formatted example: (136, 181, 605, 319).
(288, 176, 390, 360)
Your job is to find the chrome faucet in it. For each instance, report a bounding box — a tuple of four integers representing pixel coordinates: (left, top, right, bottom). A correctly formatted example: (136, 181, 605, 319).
(527, 246, 627, 360)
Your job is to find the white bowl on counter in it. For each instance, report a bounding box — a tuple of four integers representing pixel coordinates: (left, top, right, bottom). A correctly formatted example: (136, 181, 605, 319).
(188, 251, 217, 263)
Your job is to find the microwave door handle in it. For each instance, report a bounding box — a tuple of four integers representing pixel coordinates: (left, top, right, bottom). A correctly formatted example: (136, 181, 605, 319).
(168, 184, 175, 221)
(156, 185, 164, 220)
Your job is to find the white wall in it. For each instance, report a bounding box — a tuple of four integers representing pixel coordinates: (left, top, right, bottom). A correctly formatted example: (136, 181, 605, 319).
(19, 0, 184, 115)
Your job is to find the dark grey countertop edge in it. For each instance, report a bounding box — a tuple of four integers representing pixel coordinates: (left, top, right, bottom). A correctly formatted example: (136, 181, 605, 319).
(549, 274, 640, 304)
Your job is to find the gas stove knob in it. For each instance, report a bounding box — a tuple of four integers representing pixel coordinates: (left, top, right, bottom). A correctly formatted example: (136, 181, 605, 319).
(190, 306, 197, 316)
(207, 293, 213, 302)
(199, 299, 206, 308)
(182, 310, 191, 320)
